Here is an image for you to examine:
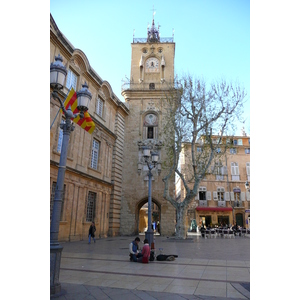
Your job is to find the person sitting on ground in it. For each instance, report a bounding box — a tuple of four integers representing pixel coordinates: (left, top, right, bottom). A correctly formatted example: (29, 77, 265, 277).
(137, 239, 151, 263)
(129, 237, 142, 262)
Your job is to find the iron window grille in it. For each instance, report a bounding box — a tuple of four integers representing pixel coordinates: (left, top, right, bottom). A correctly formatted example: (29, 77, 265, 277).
(86, 191, 96, 222)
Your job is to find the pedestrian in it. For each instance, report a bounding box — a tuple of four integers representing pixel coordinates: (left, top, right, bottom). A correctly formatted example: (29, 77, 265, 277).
(129, 237, 142, 262)
(137, 239, 151, 263)
(88, 221, 96, 244)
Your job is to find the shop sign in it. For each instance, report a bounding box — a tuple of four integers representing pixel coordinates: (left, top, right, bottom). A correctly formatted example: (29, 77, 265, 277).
(233, 188, 241, 192)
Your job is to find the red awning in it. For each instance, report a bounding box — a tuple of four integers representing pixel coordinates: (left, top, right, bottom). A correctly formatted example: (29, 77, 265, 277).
(196, 206, 233, 212)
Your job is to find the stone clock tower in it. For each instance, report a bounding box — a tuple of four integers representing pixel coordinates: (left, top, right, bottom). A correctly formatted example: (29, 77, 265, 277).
(121, 16, 176, 236)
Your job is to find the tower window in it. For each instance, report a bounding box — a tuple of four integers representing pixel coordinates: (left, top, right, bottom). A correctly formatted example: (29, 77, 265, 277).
(147, 127, 154, 139)
(149, 83, 155, 90)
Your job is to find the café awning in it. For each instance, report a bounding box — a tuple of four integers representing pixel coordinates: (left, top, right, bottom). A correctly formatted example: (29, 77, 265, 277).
(196, 207, 233, 212)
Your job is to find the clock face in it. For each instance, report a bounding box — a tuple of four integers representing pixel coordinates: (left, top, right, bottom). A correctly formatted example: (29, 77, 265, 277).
(145, 57, 159, 73)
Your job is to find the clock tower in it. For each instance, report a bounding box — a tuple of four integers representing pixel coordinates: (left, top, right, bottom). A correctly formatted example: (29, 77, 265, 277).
(121, 15, 176, 237)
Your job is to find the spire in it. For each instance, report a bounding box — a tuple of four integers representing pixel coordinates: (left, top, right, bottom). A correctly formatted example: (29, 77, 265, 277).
(147, 9, 160, 43)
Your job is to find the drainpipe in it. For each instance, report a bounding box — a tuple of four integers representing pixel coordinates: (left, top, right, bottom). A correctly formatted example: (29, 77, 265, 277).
(225, 152, 234, 225)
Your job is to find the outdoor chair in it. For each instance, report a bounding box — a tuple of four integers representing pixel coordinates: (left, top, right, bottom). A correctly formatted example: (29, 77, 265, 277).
(228, 230, 235, 238)
(223, 229, 229, 238)
(205, 230, 210, 238)
(241, 228, 246, 237)
(210, 230, 216, 238)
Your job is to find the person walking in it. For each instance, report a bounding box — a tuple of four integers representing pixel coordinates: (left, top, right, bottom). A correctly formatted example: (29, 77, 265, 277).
(88, 221, 96, 244)
(137, 239, 151, 263)
(129, 237, 142, 262)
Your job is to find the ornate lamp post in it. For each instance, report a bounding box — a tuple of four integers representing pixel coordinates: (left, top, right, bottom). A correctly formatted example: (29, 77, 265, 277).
(245, 180, 250, 192)
(50, 54, 92, 294)
(142, 147, 159, 247)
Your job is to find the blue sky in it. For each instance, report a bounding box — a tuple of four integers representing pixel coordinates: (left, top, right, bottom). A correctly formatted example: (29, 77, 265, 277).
(50, 0, 250, 135)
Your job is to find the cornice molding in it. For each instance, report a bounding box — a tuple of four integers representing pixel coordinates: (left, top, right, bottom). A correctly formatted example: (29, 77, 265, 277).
(50, 160, 113, 187)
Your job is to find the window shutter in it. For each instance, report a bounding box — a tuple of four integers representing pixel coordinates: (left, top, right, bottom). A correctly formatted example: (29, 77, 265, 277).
(213, 191, 218, 200)
(232, 163, 239, 175)
(206, 191, 211, 200)
(236, 164, 239, 175)
(225, 192, 230, 201)
(246, 162, 250, 175)
(223, 167, 228, 175)
(231, 163, 235, 175)
(246, 191, 250, 201)
(195, 192, 199, 200)
(143, 127, 147, 139)
(230, 192, 234, 201)
(154, 127, 158, 139)
(241, 192, 245, 201)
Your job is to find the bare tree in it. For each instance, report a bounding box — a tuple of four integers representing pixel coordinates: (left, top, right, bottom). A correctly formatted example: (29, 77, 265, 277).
(162, 75, 246, 239)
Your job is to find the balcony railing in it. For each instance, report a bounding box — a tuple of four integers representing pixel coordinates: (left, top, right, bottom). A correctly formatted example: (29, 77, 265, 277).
(233, 201, 243, 208)
(121, 81, 181, 92)
(218, 201, 226, 207)
(199, 200, 207, 207)
(133, 37, 174, 43)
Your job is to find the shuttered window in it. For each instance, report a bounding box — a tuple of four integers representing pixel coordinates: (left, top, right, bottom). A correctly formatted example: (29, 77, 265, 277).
(91, 140, 100, 170)
(66, 69, 77, 90)
(231, 162, 239, 181)
(198, 187, 206, 200)
(217, 187, 225, 201)
(96, 97, 104, 117)
(246, 162, 250, 175)
(230, 148, 237, 154)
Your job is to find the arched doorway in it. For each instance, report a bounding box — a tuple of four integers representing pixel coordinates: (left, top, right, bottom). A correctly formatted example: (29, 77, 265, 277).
(138, 198, 161, 235)
(236, 213, 244, 227)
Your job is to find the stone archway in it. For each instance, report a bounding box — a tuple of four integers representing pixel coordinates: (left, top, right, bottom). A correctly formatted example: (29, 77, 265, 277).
(137, 198, 161, 235)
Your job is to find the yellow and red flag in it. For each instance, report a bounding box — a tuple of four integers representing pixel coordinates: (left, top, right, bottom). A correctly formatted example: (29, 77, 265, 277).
(73, 111, 95, 134)
(64, 87, 79, 114)
(63, 88, 95, 134)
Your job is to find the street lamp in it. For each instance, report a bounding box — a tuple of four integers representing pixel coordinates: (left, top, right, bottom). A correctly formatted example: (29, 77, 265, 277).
(245, 180, 250, 192)
(50, 54, 92, 294)
(142, 147, 159, 247)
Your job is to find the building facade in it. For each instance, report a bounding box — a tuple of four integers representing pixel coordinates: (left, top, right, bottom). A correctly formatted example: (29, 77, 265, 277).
(120, 17, 176, 236)
(50, 14, 129, 241)
(178, 132, 250, 230)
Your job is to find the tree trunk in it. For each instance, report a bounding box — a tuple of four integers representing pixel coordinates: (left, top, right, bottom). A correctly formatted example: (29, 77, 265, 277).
(175, 203, 188, 239)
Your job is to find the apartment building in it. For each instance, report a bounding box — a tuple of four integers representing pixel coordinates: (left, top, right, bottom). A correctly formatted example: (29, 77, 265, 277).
(178, 131, 250, 230)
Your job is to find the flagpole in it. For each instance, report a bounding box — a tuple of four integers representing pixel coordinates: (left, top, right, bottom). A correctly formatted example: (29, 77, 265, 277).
(50, 86, 71, 129)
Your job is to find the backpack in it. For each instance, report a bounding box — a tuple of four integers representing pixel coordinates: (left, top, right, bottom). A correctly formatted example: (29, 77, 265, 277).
(150, 251, 155, 261)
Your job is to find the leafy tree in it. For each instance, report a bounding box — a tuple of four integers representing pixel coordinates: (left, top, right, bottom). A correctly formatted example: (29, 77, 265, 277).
(162, 74, 246, 238)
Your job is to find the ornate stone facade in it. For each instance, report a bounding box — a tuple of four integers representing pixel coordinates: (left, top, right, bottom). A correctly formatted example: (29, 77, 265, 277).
(50, 14, 128, 241)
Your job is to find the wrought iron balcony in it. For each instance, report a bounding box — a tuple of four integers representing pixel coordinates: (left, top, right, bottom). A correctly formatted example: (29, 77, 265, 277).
(233, 201, 243, 208)
(121, 81, 180, 92)
(218, 201, 226, 207)
(199, 200, 207, 207)
(133, 37, 174, 43)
